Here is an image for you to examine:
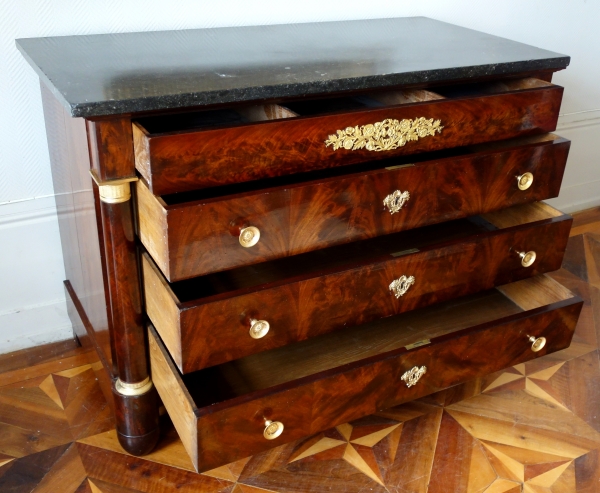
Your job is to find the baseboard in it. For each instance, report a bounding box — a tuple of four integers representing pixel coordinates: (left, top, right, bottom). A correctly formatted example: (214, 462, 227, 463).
(546, 187, 600, 214)
(0, 299, 73, 354)
(0, 196, 73, 355)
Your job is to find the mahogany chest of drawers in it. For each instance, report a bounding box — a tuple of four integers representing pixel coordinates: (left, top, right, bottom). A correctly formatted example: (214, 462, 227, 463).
(17, 17, 581, 473)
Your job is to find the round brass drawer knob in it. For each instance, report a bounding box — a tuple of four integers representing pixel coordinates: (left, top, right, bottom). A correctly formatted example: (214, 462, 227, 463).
(528, 335, 547, 352)
(239, 226, 260, 248)
(263, 420, 284, 440)
(518, 250, 537, 267)
(249, 319, 270, 339)
(517, 172, 534, 191)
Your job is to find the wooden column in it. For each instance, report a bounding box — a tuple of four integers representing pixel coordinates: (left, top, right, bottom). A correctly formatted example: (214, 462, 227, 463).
(87, 119, 160, 455)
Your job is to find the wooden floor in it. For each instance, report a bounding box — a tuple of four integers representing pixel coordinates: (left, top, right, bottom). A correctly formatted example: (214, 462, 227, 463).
(1, 207, 600, 493)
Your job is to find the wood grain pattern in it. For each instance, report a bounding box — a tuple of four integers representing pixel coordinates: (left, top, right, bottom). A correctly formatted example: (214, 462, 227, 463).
(137, 135, 570, 281)
(497, 275, 576, 311)
(2, 206, 598, 492)
(143, 256, 182, 365)
(149, 274, 582, 472)
(481, 201, 563, 229)
(148, 331, 197, 466)
(40, 84, 114, 371)
(134, 81, 563, 195)
(87, 116, 160, 456)
(144, 204, 573, 373)
(87, 119, 136, 182)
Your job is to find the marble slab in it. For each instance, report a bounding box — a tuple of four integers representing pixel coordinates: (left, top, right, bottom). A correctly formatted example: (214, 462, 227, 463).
(16, 17, 569, 118)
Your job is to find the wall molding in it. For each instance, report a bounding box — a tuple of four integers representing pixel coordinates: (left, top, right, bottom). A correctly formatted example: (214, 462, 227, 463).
(557, 109, 600, 131)
(0, 195, 58, 226)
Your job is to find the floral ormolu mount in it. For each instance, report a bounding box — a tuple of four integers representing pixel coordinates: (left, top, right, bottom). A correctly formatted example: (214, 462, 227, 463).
(325, 117, 443, 152)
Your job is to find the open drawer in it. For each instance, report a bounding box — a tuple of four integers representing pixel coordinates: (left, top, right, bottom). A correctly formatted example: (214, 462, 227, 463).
(149, 274, 583, 472)
(137, 134, 570, 281)
(133, 78, 563, 194)
(143, 202, 572, 373)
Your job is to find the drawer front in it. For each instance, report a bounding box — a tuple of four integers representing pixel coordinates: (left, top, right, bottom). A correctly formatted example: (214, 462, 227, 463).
(138, 135, 570, 282)
(135, 83, 563, 195)
(149, 289, 582, 472)
(144, 214, 572, 373)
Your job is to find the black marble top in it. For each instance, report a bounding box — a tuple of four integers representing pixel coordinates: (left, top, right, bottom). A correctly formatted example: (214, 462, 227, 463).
(16, 17, 569, 118)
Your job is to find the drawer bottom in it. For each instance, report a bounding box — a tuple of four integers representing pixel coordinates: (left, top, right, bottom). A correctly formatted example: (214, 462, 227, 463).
(149, 275, 582, 472)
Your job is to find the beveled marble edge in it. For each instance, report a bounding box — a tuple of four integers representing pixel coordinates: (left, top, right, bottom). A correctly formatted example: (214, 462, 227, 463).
(57, 59, 572, 119)
(16, 17, 570, 119)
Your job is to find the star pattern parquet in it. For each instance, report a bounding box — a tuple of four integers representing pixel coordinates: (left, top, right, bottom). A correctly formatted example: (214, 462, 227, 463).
(1, 208, 600, 492)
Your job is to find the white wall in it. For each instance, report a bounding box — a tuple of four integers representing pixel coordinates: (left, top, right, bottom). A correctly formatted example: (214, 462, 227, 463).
(1, 0, 599, 353)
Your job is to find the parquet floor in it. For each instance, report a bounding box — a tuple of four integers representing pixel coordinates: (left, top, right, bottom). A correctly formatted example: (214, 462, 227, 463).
(1, 207, 600, 493)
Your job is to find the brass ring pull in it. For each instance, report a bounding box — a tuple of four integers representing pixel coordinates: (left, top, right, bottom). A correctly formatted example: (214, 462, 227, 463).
(517, 172, 534, 191)
(518, 250, 536, 267)
(389, 275, 415, 298)
(383, 190, 410, 214)
(401, 366, 427, 388)
(249, 319, 270, 339)
(239, 226, 260, 248)
(263, 420, 284, 440)
(528, 335, 546, 352)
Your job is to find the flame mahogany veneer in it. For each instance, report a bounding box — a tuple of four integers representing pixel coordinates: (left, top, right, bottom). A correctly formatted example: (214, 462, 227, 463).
(143, 202, 572, 373)
(138, 134, 570, 281)
(19, 18, 578, 473)
(133, 79, 563, 195)
(149, 275, 582, 471)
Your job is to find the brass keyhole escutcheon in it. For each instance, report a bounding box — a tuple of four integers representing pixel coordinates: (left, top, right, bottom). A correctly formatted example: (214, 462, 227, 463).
(383, 190, 410, 214)
(401, 366, 427, 388)
(528, 335, 546, 352)
(517, 172, 534, 191)
(249, 319, 270, 339)
(263, 420, 284, 440)
(518, 250, 537, 267)
(389, 275, 415, 298)
(239, 226, 260, 248)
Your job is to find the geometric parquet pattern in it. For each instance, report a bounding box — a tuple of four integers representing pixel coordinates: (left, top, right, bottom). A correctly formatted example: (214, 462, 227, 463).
(1, 208, 600, 492)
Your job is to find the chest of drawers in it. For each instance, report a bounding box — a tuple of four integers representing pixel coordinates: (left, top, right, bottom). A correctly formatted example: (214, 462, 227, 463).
(17, 17, 582, 473)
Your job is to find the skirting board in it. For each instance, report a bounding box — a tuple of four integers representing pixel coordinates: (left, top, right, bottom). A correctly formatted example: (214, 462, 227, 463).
(0, 195, 73, 354)
(0, 299, 72, 353)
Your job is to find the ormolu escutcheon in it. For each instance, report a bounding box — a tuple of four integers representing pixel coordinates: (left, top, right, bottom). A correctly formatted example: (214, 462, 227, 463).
(389, 275, 416, 298)
(528, 335, 546, 352)
(401, 366, 427, 388)
(249, 319, 270, 339)
(239, 226, 260, 248)
(383, 190, 410, 214)
(518, 250, 537, 267)
(517, 172, 534, 191)
(264, 420, 284, 440)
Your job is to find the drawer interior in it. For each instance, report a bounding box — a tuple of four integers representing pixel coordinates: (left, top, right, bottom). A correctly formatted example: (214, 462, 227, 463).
(135, 77, 552, 136)
(173, 274, 574, 412)
(161, 202, 565, 304)
(156, 133, 563, 206)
